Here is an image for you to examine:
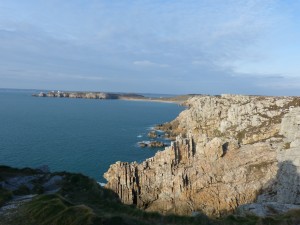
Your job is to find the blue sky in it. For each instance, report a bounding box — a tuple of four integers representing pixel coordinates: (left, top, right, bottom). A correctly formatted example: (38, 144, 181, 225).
(0, 0, 300, 95)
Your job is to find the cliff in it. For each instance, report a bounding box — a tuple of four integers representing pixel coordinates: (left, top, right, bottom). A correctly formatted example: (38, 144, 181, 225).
(104, 94, 300, 217)
(1, 166, 299, 225)
(1, 165, 214, 225)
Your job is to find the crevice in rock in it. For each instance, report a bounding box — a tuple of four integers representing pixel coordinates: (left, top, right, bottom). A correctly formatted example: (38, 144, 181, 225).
(221, 142, 229, 157)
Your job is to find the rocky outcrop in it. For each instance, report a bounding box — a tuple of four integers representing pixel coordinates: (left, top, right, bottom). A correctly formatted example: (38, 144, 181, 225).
(104, 95, 300, 217)
(0, 166, 62, 195)
(138, 141, 168, 148)
(148, 131, 158, 139)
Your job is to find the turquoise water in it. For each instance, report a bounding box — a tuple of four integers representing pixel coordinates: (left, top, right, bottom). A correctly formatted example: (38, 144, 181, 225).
(0, 89, 183, 182)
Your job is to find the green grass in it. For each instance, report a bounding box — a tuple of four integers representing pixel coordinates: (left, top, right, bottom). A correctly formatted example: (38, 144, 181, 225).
(23, 194, 95, 225)
(0, 165, 39, 178)
(219, 211, 300, 225)
(221, 215, 259, 225)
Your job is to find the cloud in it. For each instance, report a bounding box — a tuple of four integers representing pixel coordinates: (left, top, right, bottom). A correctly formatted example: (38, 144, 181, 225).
(133, 60, 169, 68)
(256, 77, 300, 90)
(71, 75, 104, 81)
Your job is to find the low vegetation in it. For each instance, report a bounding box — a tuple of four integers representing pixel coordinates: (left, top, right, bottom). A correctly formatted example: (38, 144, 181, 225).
(0, 187, 13, 206)
(1, 166, 300, 225)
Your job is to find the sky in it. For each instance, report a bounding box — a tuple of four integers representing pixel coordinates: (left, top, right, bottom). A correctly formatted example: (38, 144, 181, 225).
(0, 0, 300, 95)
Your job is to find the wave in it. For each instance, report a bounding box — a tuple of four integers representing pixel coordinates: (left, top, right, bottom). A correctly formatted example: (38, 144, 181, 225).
(97, 182, 106, 187)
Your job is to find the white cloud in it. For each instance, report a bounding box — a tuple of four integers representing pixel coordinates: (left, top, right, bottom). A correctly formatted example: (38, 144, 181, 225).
(71, 75, 104, 81)
(133, 60, 169, 68)
(256, 78, 300, 90)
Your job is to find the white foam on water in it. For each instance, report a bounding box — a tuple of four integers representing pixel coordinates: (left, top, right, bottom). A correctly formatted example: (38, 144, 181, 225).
(147, 126, 155, 130)
(97, 182, 106, 187)
(156, 129, 164, 133)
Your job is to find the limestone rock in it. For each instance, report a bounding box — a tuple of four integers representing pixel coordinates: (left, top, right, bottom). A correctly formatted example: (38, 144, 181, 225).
(104, 95, 300, 217)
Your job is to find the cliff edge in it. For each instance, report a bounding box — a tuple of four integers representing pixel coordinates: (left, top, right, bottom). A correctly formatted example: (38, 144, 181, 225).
(104, 94, 300, 217)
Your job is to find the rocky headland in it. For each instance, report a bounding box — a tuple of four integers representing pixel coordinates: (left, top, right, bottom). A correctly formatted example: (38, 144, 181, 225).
(104, 94, 300, 218)
(32, 91, 196, 104)
(32, 91, 145, 100)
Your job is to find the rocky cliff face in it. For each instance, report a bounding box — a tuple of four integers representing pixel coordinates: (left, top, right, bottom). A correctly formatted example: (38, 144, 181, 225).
(104, 95, 300, 217)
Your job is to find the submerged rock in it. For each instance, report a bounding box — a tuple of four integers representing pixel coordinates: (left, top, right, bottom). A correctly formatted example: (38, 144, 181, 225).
(139, 142, 148, 148)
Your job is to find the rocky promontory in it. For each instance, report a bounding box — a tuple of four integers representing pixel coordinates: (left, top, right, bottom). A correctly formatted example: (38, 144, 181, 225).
(32, 91, 145, 100)
(33, 91, 199, 104)
(104, 94, 300, 217)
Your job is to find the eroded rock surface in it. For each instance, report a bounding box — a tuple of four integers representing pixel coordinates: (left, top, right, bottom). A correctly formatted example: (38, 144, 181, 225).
(104, 95, 300, 217)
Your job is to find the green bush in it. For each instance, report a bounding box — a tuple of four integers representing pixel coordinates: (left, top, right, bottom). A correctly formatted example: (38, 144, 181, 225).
(0, 187, 13, 206)
(13, 184, 31, 195)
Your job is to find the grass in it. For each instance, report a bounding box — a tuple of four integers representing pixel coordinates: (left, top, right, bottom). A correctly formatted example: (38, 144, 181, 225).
(23, 194, 95, 225)
(0, 165, 39, 179)
(219, 210, 300, 225)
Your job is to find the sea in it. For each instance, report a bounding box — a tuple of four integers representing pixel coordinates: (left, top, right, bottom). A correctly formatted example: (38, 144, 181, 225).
(0, 89, 184, 183)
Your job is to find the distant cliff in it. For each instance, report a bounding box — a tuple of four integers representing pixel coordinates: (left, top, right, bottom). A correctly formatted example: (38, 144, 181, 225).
(32, 91, 198, 104)
(104, 94, 300, 217)
(32, 91, 145, 100)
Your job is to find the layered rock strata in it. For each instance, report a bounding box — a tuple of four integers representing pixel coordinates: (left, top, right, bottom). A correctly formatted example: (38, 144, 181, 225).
(104, 95, 300, 217)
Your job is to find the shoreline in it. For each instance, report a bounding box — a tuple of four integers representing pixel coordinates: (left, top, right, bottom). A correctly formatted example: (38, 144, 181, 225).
(118, 97, 181, 104)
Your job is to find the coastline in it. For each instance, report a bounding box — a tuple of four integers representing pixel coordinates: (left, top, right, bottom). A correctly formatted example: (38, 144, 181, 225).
(32, 90, 196, 105)
(118, 97, 182, 104)
(104, 94, 300, 218)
